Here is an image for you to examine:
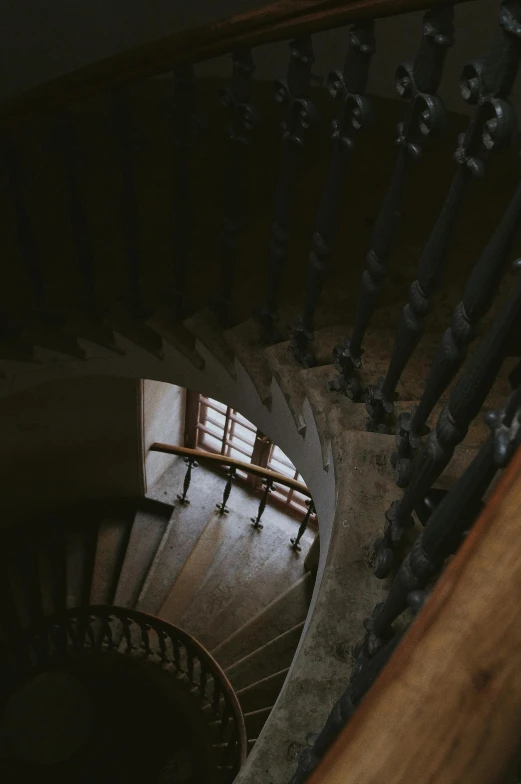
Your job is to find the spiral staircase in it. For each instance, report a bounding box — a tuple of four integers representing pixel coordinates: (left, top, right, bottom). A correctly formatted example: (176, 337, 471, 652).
(2, 0, 521, 781)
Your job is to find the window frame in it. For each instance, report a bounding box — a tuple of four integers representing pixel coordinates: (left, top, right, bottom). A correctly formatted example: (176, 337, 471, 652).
(184, 390, 317, 521)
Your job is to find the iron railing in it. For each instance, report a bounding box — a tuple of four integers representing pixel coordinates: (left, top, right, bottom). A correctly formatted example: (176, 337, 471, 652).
(150, 443, 317, 550)
(1, 0, 521, 781)
(21, 605, 247, 781)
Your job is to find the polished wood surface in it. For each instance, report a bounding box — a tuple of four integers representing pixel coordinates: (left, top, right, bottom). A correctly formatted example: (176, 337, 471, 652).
(1, 0, 469, 123)
(150, 442, 310, 494)
(308, 443, 521, 784)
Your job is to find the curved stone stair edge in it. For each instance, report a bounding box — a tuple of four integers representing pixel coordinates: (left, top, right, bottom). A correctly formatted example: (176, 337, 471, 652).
(0, 317, 353, 781)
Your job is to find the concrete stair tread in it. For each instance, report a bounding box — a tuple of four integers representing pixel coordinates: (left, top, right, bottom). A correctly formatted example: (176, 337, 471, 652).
(211, 573, 314, 670)
(244, 706, 272, 739)
(113, 500, 172, 609)
(234, 429, 396, 782)
(236, 669, 290, 714)
(137, 469, 225, 615)
(158, 504, 249, 625)
(147, 305, 205, 369)
(90, 508, 134, 606)
(264, 341, 307, 434)
(224, 622, 305, 693)
(177, 509, 310, 650)
(224, 318, 272, 405)
(184, 308, 237, 377)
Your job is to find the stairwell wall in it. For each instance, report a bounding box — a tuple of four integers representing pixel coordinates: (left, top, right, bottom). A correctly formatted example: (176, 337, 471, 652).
(0, 375, 145, 527)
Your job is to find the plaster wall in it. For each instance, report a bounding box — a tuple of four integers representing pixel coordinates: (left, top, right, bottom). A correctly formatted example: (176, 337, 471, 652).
(0, 376, 144, 527)
(143, 379, 185, 491)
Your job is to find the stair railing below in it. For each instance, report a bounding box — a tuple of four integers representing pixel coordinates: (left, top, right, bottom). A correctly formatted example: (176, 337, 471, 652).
(21, 605, 247, 780)
(150, 443, 317, 549)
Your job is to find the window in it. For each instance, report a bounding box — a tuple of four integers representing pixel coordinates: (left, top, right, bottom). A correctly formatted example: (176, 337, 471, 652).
(185, 392, 316, 520)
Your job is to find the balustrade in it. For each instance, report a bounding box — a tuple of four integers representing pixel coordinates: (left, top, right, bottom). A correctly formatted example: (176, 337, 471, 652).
(2, 0, 521, 780)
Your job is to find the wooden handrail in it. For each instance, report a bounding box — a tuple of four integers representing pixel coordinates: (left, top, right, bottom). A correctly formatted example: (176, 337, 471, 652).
(150, 442, 311, 495)
(0, 0, 469, 124)
(307, 443, 521, 784)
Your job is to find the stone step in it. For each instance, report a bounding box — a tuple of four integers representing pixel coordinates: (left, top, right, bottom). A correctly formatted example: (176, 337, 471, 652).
(184, 308, 237, 378)
(236, 669, 289, 714)
(138, 467, 225, 615)
(113, 501, 172, 610)
(224, 623, 304, 693)
(211, 574, 313, 669)
(89, 508, 134, 606)
(224, 318, 272, 405)
(244, 706, 272, 739)
(158, 507, 247, 626)
(234, 429, 396, 782)
(177, 510, 309, 651)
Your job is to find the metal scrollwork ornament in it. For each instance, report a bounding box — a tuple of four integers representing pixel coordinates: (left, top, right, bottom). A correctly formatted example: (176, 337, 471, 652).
(291, 22, 376, 367)
(332, 7, 453, 397)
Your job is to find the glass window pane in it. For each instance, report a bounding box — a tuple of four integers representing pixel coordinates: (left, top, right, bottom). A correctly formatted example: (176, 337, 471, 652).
(199, 432, 222, 453)
(207, 397, 227, 413)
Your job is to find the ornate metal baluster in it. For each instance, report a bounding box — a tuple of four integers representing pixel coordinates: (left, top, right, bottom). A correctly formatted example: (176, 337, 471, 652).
(258, 36, 317, 342)
(251, 477, 274, 529)
(199, 666, 208, 701)
(290, 23, 377, 367)
(361, 366, 521, 666)
(177, 457, 198, 504)
(393, 175, 521, 486)
(330, 7, 454, 393)
(140, 622, 152, 656)
(101, 614, 115, 649)
(122, 616, 133, 653)
(157, 628, 168, 663)
(211, 681, 223, 718)
(171, 66, 196, 318)
(366, 1, 521, 429)
(56, 114, 123, 353)
(171, 634, 182, 672)
(1, 134, 85, 358)
(186, 643, 195, 684)
(112, 88, 145, 319)
(213, 49, 257, 327)
(216, 465, 237, 514)
(374, 268, 521, 578)
(290, 499, 315, 551)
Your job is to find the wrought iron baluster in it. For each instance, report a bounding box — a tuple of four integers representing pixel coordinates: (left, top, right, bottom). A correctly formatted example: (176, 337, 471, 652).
(331, 7, 454, 394)
(251, 477, 274, 529)
(291, 22, 376, 367)
(177, 457, 198, 504)
(157, 628, 168, 663)
(374, 268, 521, 578)
(216, 465, 237, 514)
(199, 665, 208, 701)
(214, 49, 257, 327)
(171, 66, 196, 319)
(140, 622, 152, 656)
(366, 1, 521, 429)
(361, 368, 521, 664)
(291, 499, 315, 551)
(112, 88, 145, 319)
(171, 634, 181, 672)
(122, 616, 133, 653)
(394, 174, 521, 486)
(57, 115, 97, 316)
(186, 643, 195, 684)
(101, 614, 115, 649)
(211, 681, 223, 717)
(258, 36, 317, 342)
(1, 134, 85, 358)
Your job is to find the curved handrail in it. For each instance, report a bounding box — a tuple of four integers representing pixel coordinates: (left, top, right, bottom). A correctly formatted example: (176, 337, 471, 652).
(150, 442, 311, 495)
(0, 0, 469, 124)
(22, 605, 247, 776)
